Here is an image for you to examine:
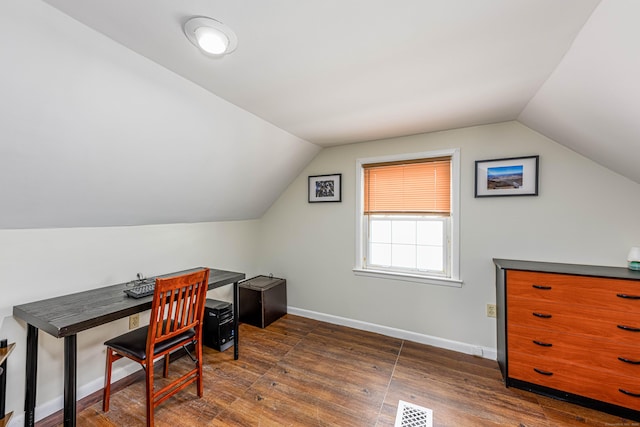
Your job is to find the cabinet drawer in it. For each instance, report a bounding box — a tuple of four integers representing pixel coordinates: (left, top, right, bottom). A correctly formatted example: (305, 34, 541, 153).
(508, 297, 640, 344)
(507, 270, 640, 313)
(509, 351, 640, 411)
(508, 324, 640, 377)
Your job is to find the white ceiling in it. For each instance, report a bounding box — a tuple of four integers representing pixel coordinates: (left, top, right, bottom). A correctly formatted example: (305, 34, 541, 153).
(519, 0, 640, 187)
(3, 0, 640, 229)
(41, 0, 640, 184)
(42, 0, 602, 145)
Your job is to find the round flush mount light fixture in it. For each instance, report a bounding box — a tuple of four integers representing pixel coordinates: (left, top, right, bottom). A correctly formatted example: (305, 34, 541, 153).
(184, 17, 238, 57)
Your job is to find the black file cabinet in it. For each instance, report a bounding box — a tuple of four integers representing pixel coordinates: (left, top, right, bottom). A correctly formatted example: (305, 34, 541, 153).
(239, 276, 287, 328)
(203, 299, 234, 352)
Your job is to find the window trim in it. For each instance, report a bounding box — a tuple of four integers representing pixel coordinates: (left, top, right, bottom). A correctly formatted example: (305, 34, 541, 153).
(354, 148, 461, 287)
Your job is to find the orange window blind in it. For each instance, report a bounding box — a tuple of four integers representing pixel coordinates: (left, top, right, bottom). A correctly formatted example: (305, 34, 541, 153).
(363, 158, 451, 215)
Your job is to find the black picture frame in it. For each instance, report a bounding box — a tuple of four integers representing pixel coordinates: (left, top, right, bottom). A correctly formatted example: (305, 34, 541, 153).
(475, 155, 539, 197)
(308, 173, 342, 203)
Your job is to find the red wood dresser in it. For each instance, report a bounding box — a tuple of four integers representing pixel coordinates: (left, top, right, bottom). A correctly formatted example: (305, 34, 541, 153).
(495, 259, 640, 421)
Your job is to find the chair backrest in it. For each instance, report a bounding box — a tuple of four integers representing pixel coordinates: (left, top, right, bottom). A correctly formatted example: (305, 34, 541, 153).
(146, 269, 210, 353)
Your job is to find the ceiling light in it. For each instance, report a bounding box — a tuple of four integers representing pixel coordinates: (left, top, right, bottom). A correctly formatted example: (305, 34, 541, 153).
(184, 17, 238, 57)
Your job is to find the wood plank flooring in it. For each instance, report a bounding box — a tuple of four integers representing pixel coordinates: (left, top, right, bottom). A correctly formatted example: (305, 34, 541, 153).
(59, 315, 634, 426)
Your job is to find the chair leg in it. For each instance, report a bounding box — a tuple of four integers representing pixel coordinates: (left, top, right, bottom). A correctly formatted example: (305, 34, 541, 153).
(103, 349, 113, 412)
(196, 342, 203, 397)
(163, 354, 170, 378)
(145, 362, 154, 427)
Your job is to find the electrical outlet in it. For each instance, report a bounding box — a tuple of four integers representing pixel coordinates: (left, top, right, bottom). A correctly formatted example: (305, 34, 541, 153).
(486, 304, 497, 318)
(129, 314, 140, 329)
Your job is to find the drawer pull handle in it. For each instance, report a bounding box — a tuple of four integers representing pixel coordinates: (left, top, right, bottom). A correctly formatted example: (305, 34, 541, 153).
(618, 357, 640, 365)
(619, 389, 640, 398)
(617, 293, 640, 300)
(532, 312, 552, 319)
(617, 325, 640, 332)
(532, 284, 552, 290)
(533, 340, 552, 347)
(533, 368, 553, 376)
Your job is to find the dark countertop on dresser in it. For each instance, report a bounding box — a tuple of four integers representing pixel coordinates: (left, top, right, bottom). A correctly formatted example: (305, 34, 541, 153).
(494, 258, 640, 281)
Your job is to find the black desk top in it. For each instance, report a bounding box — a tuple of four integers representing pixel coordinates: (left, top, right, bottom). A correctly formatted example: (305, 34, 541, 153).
(13, 267, 245, 338)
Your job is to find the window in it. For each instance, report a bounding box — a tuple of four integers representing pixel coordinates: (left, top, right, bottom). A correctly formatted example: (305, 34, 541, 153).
(354, 149, 461, 287)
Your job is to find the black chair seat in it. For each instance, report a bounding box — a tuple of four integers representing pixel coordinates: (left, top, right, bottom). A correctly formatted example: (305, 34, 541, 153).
(105, 325, 195, 360)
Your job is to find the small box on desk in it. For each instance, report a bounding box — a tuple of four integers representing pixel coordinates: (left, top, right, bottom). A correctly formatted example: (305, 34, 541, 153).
(203, 299, 234, 352)
(239, 276, 286, 328)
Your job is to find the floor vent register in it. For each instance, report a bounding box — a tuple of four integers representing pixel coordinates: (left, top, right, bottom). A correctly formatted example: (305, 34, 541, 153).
(394, 400, 433, 427)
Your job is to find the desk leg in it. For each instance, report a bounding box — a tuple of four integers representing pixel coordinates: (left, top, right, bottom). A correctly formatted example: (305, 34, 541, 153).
(63, 335, 76, 427)
(1, 352, 6, 419)
(233, 281, 239, 360)
(24, 324, 38, 427)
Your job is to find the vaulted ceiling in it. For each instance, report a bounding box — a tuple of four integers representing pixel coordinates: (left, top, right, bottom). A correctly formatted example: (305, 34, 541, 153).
(2, 0, 639, 229)
(42, 0, 603, 147)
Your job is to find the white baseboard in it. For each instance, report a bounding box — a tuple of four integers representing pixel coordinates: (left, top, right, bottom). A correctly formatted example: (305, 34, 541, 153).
(11, 308, 495, 426)
(287, 306, 498, 361)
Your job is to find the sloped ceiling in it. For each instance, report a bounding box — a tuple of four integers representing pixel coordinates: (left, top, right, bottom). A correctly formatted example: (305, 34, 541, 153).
(41, 0, 601, 147)
(518, 0, 640, 186)
(3, 0, 639, 229)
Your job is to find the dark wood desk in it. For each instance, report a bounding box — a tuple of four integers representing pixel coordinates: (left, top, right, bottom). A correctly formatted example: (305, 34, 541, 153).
(13, 267, 245, 427)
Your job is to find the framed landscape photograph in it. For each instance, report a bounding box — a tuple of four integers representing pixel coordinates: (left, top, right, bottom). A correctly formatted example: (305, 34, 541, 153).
(308, 173, 342, 203)
(475, 156, 539, 197)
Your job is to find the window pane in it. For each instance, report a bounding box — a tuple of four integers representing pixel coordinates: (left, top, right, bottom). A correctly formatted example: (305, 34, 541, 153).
(417, 221, 443, 246)
(392, 220, 416, 245)
(367, 216, 447, 272)
(417, 246, 443, 271)
(370, 243, 391, 266)
(392, 244, 416, 269)
(370, 219, 391, 243)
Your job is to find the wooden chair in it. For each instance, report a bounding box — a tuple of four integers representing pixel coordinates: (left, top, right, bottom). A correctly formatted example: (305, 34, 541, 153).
(103, 269, 210, 427)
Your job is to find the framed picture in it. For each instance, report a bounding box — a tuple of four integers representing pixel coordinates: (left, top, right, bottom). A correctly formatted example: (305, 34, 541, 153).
(475, 155, 539, 197)
(308, 173, 342, 203)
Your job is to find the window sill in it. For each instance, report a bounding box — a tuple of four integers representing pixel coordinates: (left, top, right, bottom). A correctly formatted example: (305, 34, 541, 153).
(352, 268, 463, 288)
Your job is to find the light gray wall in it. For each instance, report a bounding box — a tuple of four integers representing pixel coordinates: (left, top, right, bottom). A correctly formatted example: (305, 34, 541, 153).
(257, 121, 640, 352)
(0, 221, 260, 423)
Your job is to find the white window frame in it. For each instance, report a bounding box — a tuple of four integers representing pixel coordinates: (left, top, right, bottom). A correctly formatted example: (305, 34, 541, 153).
(353, 148, 462, 287)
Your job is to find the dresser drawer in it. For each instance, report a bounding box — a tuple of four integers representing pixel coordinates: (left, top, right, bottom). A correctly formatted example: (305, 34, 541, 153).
(509, 351, 640, 411)
(508, 323, 640, 377)
(507, 270, 640, 313)
(508, 296, 640, 344)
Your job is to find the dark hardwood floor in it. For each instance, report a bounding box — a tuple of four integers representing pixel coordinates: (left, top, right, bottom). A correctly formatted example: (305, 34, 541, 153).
(56, 315, 635, 426)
